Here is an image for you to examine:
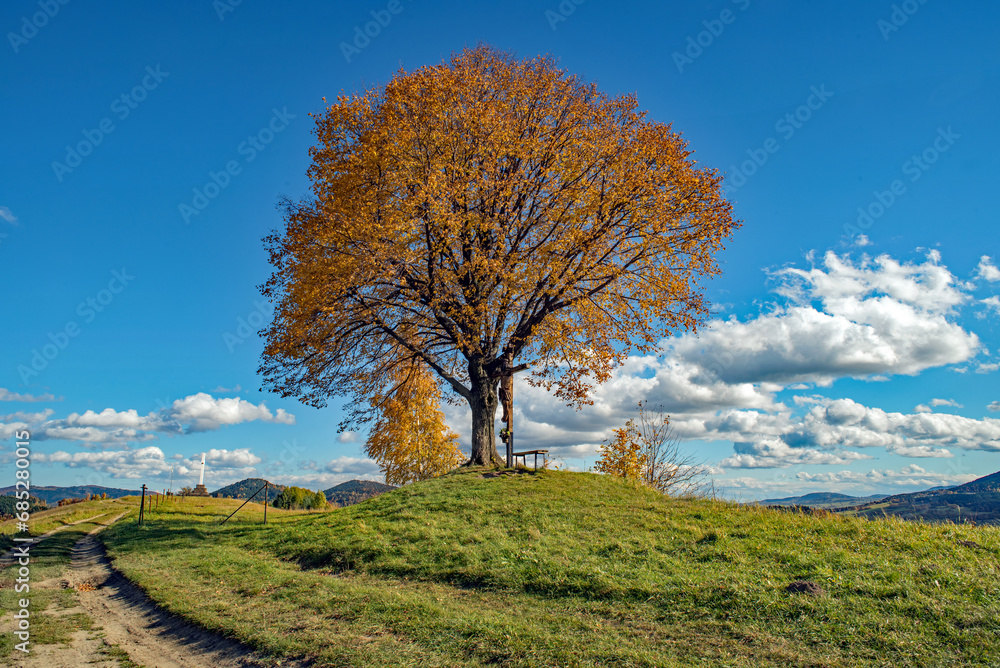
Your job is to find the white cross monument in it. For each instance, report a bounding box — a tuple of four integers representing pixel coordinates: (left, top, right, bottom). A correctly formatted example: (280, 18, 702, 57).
(190, 452, 210, 496)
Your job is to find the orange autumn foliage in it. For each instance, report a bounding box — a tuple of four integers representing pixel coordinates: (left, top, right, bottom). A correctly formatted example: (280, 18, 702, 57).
(259, 45, 739, 467)
(594, 420, 647, 480)
(364, 363, 464, 485)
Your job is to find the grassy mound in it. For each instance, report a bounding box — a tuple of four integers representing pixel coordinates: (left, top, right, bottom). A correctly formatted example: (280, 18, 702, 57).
(101, 469, 1000, 667)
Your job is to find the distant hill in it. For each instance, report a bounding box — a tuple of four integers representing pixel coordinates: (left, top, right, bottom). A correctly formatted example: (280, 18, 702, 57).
(322, 480, 396, 507)
(211, 478, 285, 503)
(842, 470, 1000, 525)
(759, 492, 889, 509)
(949, 470, 1000, 494)
(0, 485, 140, 505)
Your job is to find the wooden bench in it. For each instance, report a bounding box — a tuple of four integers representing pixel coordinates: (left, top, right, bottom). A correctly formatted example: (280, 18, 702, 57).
(512, 449, 549, 471)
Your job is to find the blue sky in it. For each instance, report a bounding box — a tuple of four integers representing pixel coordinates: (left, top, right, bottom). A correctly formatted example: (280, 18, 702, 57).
(2, 0, 998, 499)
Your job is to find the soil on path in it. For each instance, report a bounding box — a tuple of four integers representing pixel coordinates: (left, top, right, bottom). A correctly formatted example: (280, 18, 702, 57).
(5, 515, 306, 667)
(0, 512, 109, 567)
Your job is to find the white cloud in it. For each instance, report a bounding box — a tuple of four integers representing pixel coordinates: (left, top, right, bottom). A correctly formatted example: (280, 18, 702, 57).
(323, 456, 381, 476)
(0, 409, 54, 423)
(0, 421, 31, 440)
(35, 446, 265, 483)
(988, 401, 1000, 412)
(211, 384, 242, 393)
(484, 385, 1000, 470)
(666, 252, 978, 390)
(854, 234, 871, 247)
(70, 408, 152, 429)
(0, 392, 296, 446)
(169, 393, 295, 432)
(916, 398, 963, 412)
(0, 206, 17, 224)
(976, 361, 999, 374)
(204, 448, 262, 468)
(720, 398, 1000, 461)
(930, 398, 962, 408)
(981, 296, 1000, 316)
(0, 388, 58, 402)
(36, 446, 171, 480)
(718, 437, 871, 469)
(976, 256, 1000, 282)
(888, 444, 952, 458)
(794, 466, 973, 489)
(337, 431, 360, 443)
(776, 251, 969, 313)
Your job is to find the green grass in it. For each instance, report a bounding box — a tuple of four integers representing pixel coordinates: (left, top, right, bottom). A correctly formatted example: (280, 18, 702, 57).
(0, 497, 134, 540)
(0, 497, 135, 558)
(99, 470, 1000, 667)
(0, 518, 109, 656)
(96, 637, 146, 667)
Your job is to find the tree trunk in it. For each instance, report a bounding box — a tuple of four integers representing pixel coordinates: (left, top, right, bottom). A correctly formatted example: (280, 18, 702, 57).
(465, 359, 504, 467)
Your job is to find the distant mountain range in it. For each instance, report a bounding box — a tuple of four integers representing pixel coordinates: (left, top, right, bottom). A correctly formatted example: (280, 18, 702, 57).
(0, 485, 141, 505)
(0, 478, 397, 509)
(211, 478, 285, 503)
(205, 478, 396, 507)
(323, 480, 396, 507)
(843, 470, 1000, 525)
(759, 492, 890, 509)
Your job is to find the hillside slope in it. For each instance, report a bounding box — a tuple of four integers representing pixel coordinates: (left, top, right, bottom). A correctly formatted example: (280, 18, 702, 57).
(322, 479, 395, 507)
(0, 484, 139, 505)
(759, 492, 888, 508)
(846, 469, 1000, 525)
(951, 469, 1000, 494)
(102, 470, 999, 667)
(211, 478, 285, 503)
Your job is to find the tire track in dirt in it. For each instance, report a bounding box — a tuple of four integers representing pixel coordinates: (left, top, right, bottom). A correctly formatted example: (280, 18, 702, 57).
(67, 525, 306, 668)
(0, 512, 109, 567)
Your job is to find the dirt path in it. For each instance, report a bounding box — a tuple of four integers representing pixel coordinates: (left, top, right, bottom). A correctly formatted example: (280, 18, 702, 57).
(67, 528, 298, 667)
(0, 512, 108, 567)
(4, 514, 305, 667)
(1, 513, 125, 667)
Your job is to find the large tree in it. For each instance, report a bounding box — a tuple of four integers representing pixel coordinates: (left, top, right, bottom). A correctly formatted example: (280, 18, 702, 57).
(259, 46, 739, 467)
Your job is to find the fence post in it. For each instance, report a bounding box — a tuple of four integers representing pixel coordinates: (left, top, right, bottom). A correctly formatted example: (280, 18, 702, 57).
(139, 484, 146, 526)
(264, 481, 268, 525)
(220, 482, 269, 525)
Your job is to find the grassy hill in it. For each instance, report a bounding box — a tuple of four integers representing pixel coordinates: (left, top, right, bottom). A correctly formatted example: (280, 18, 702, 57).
(759, 492, 888, 509)
(99, 469, 999, 667)
(845, 470, 1000, 525)
(211, 477, 285, 503)
(0, 484, 139, 505)
(322, 479, 395, 507)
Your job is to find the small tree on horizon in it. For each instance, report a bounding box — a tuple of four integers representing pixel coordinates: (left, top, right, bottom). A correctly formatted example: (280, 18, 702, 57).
(259, 45, 739, 467)
(594, 420, 647, 480)
(364, 362, 465, 485)
(597, 402, 713, 497)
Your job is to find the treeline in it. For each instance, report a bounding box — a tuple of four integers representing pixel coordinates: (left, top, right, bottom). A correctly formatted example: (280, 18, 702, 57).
(0, 495, 47, 517)
(272, 486, 328, 510)
(57, 492, 111, 506)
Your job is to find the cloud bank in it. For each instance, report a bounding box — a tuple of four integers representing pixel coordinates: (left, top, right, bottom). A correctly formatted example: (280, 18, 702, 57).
(442, 250, 997, 470)
(0, 392, 295, 446)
